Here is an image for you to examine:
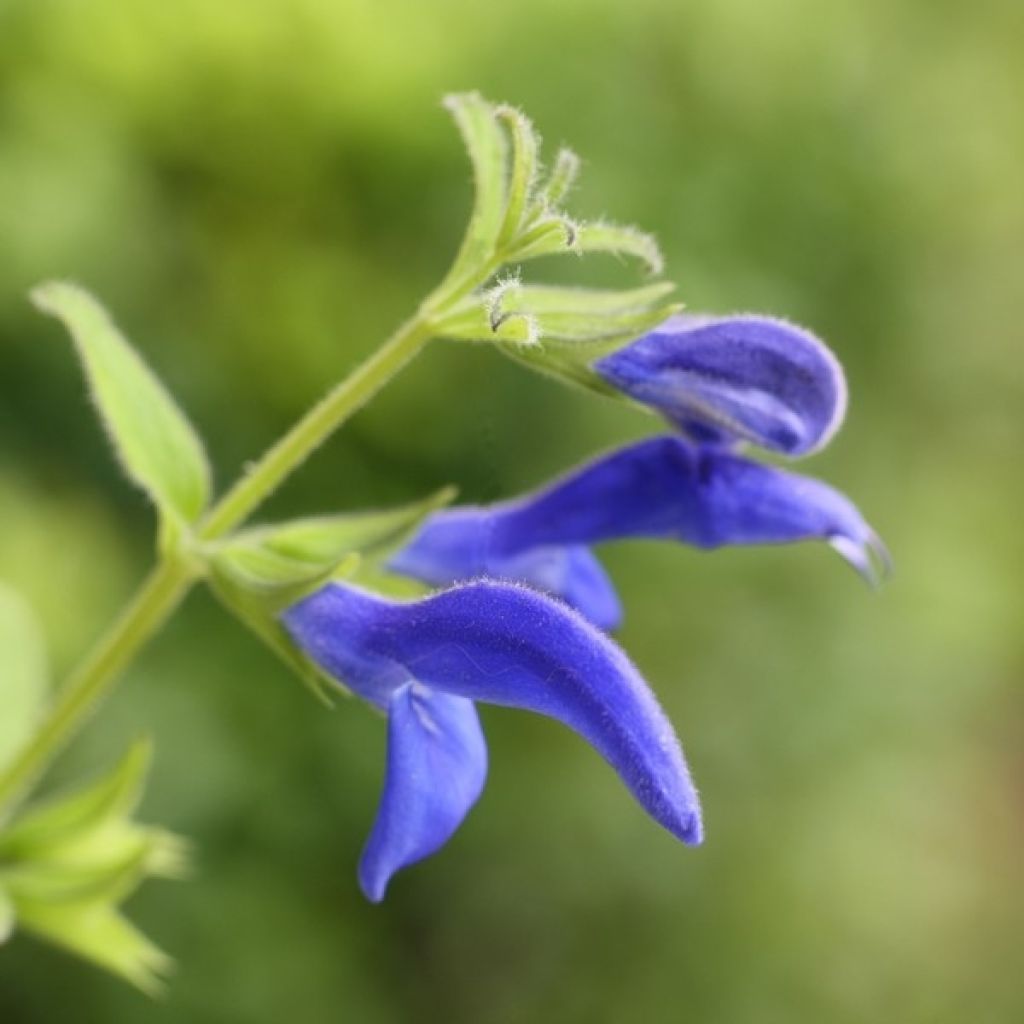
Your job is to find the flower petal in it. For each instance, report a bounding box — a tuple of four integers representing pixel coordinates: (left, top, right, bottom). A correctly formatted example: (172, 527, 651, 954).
(523, 546, 622, 631)
(389, 511, 623, 630)
(392, 437, 887, 591)
(283, 581, 702, 846)
(359, 684, 487, 902)
(594, 314, 847, 456)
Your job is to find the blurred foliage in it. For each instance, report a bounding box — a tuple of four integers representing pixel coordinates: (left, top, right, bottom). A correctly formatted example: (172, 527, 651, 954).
(0, 0, 1021, 1021)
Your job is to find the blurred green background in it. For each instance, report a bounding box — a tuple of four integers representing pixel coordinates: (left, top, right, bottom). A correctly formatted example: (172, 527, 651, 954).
(1, 0, 1021, 1020)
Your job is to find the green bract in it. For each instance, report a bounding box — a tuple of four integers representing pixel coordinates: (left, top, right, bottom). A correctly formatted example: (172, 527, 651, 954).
(0, 740, 187, 994)
(31, 282, 212, 527)
(207, 489, 455, 700)
(432, 93, 511, 300)
(422, 93, 677, 400)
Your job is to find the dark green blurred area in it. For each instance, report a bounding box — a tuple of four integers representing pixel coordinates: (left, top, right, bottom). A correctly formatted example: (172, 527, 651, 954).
(1, 0, 1022, 1020)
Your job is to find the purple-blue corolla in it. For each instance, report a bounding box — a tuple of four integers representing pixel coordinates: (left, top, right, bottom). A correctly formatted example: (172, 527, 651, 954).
(282, 580, 701, 901)
(390, 314, 887, 627)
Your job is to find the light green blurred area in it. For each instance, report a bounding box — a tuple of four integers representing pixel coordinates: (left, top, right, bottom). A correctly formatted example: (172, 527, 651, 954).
(1, 0, 1022, 1020)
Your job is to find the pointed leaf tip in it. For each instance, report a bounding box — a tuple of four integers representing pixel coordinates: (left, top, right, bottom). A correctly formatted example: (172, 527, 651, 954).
(31, 281, 211, 524)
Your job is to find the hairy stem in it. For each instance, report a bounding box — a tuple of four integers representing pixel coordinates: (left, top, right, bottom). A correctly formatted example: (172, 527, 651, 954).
(0, 315, 436, 816)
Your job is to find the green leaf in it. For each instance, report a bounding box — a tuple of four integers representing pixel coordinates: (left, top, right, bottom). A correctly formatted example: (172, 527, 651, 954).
(30, 282, 212, 524)
(432, 93, 509, 298)
(15, 900, 172, 995)
(0, 584, 49, 774)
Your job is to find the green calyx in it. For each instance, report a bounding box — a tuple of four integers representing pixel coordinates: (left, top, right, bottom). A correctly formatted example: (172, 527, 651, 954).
(0, 740, 188, 995)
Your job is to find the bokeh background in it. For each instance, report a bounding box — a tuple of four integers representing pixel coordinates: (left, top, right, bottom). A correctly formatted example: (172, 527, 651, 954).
(1, 0, 1021, 1020)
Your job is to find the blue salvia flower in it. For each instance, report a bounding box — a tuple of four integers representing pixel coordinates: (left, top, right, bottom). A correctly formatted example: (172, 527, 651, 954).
(282, 580, 701, 901)
(593, 313, 848, 455)
(390, 437, 887, 627)
(389, 314, 886, 626)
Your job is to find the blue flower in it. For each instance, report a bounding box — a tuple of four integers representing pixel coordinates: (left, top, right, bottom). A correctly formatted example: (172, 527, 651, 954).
(593, 313, 847, 456)
(281, 579, 702, 902)
(389, 314, 886, 625)
(390, 437, 888, 627)
(390, 506, 624, 630)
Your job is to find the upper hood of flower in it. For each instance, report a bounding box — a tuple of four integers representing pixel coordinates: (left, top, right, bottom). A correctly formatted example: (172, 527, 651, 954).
(594, 314, 848, 457)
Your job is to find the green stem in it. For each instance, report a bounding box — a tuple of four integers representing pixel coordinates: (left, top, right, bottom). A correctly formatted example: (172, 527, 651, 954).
(0, 559, 192, 816)
(199, 315, 433, 540)
(0, 314, 436, 817)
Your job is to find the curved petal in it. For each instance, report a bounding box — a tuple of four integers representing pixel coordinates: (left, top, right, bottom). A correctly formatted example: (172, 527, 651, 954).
(283, 581, 702, 846)
(359, 684, 487, 902)
(594, 314, 847, 456)
(393, 438, 887, 588)
(389, 511, 623, 630)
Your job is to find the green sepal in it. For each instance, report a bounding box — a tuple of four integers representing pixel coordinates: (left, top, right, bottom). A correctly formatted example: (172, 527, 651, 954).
(0, 739, 152, 856)
(13, 900, 173, 996)
(498, 282, 677, 391)
(1, 818, 187, 905)
(504, 287, 681, 343)
(533, 146, 581, 211)
(495, 105, 540, 247)
(433, 306, 539, 346)
(437, 281, 680, 394)
(207, 488, 456, 701)
(431, 93, 509, 300)
(503, 281, 677, 315)
(212, 486, 456, 605)
(0, 739, 186, 994)
(423, 91, 671, 354)
(206, 561, 343, 705)
(0, 584, 49, 775)
(500, 215, 579, 263)
(31, 282, 212, 526)
(211, 545, 361, 611)
(1, 828, 177, 906)
(501, 340, 624, 394)
(343, 564, 434, 601)
(573, 222, 664, 275)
